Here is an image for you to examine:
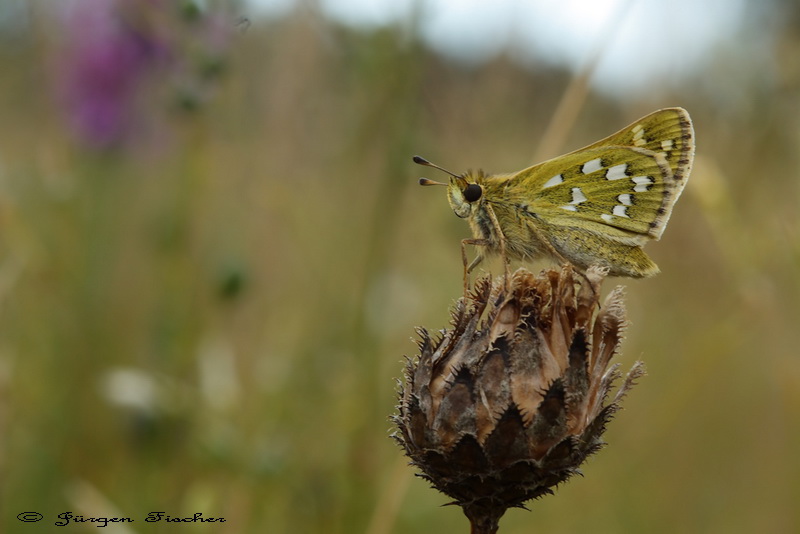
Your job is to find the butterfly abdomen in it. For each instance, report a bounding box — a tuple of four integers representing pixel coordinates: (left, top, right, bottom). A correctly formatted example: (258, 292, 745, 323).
(538, 219, 659, 277)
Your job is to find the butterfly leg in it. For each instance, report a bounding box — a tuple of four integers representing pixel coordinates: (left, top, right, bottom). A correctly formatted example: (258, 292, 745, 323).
(461, 238, 488, 294)
(484, 203, 511, 292)
(526, 220, 568, 266)
(524, 220, 598, 299)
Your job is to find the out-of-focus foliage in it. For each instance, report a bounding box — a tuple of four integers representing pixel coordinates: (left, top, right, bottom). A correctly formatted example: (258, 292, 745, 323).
(1, 1, 799, 533)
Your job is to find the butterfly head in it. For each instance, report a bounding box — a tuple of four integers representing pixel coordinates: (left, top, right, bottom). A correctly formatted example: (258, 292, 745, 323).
(446, 176, 482, 218)
(414, 155, 483, 219)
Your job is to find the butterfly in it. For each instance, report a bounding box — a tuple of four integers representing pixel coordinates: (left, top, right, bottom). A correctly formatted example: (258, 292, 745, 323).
(416, 107, 694, 287)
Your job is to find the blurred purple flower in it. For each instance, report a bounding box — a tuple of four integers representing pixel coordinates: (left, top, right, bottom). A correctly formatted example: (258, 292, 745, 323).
(54, 0, 234, 150)
(56, 0, 170, 148)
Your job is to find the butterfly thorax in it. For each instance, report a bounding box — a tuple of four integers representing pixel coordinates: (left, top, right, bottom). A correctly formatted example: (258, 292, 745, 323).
(454, 171, 553, 263)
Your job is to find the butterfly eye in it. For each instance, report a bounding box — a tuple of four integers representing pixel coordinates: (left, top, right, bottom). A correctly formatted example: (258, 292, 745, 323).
(463, 183, 482, 202)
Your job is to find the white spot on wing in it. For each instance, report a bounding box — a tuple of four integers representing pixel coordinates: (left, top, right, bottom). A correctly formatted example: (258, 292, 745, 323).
(570, 187, 587, 204)
(632, 176, 653, 192)
(543, 174, 563, 188)
(581, 158, 602, 174)
(560, 205, 578, 212)
(618, 193, 632, 205)
(606, 164, 627, 180)
(601, 213, 613, 222)
(661, 139, 674, 151)
(613, 205, 629, 218)
(632, 125, 647, 147)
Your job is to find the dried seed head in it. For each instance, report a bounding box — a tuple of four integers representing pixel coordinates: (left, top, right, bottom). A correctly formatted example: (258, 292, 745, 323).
(393, 266, 645, 532)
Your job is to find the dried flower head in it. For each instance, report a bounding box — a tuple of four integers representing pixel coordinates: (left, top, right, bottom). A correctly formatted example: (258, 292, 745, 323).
(393, 266, 645, 533)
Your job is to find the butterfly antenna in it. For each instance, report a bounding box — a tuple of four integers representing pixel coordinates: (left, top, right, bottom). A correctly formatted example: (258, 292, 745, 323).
(414, 155, 459, 186)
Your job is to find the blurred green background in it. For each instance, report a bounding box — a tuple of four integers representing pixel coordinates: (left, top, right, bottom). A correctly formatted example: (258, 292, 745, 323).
(2, 0, 799, 532)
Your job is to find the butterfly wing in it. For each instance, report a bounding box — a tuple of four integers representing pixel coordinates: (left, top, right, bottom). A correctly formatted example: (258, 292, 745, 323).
(508, 108, 694, 244)
(581, 107, 694, 184)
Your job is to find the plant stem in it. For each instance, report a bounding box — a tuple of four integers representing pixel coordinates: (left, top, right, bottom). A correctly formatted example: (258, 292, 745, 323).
(464, 504, 504, 534)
